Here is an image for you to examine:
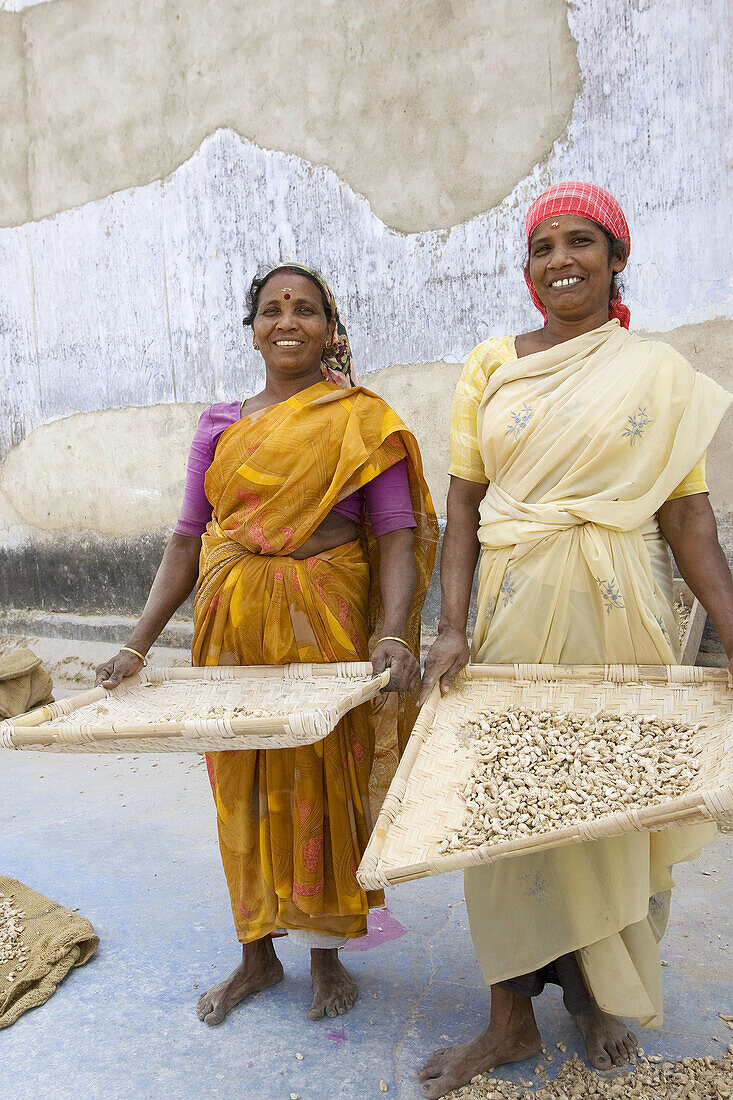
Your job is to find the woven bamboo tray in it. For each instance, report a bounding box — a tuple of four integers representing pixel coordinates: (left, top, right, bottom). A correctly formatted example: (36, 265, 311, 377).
(0, 663, 389, 753)
(357, 664, 732, 890)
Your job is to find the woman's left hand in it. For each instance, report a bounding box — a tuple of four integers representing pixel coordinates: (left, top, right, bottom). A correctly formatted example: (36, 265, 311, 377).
(371, 639, 420, 693)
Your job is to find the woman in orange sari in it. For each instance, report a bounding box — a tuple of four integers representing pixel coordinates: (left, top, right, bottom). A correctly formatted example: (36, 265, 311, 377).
(96, 264, 437, 1024)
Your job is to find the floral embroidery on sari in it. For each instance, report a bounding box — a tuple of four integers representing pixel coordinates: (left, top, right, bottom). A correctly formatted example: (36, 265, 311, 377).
(506, 402, 534, 440)
(596, 576, 625, 614)
(622, 406, 653, 445)
(500, 571, 516, 607)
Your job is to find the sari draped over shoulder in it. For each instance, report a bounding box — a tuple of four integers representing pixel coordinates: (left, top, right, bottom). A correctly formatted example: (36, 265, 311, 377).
(460, 321, 731, 1025)
(192, 380, 437, 944)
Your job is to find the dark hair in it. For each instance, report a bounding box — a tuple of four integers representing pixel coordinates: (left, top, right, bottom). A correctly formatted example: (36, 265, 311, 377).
(524, 223, 628, 306)
(243, 265, 334, 328)
(598, 226, 628, 306)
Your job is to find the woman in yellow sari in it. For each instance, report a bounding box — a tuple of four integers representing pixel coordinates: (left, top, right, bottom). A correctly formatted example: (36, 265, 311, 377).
(96, 263, 436, 1024)
(418, 183, 733, 1098)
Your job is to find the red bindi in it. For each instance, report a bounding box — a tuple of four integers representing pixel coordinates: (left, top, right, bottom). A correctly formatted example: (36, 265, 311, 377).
(282, 288, 292, 300)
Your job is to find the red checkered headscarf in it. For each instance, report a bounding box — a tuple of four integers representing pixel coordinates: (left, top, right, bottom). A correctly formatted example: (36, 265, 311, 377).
(524, 182, 631, 329)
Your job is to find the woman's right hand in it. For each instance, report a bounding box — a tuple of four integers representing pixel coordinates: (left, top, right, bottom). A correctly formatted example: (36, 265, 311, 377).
(95, 649, 146, 689)
(417, 627, 470, 706)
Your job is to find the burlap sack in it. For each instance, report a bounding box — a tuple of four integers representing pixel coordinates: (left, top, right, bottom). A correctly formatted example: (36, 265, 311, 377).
(0, 878, 99, 1029)
(0, 648, 53, 720)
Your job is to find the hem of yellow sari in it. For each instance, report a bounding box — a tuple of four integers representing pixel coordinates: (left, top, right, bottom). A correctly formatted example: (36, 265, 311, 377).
(467, 827, 714, 1026)
(230, 889, 386, 945)
(234, 917, 375, 946)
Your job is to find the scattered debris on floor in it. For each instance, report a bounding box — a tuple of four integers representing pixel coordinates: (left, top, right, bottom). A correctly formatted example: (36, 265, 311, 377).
(444, 1051, 733, 1099)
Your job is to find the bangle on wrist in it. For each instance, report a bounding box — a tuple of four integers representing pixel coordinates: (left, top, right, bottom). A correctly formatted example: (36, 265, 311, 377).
(120, 646, 148, 666)
(375, 635, 410, 649)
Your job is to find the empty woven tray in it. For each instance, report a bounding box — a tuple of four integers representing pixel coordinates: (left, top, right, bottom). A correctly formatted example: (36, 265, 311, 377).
(357, 663, 732, 890)
(0, 662, 389, 753)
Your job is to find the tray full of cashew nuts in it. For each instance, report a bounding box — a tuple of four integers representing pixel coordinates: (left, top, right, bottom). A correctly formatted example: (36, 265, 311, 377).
(357, 663, 733, 889)
(0, 663, 390, 754)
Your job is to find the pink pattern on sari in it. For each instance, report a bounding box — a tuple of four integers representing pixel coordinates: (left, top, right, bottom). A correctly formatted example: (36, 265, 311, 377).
(248, 521, 276, 553)
(237, 488, 261, 509)
(350, 733, 366, 764)
(296, 797, 313, 825)
(303, 836, 323, 874)
(293, 880, 324, 898)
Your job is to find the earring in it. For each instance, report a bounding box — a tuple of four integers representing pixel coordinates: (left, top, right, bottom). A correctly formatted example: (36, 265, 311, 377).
(253, 339, 260, 350)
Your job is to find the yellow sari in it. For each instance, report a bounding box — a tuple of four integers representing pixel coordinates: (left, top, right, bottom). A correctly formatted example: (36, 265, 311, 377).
(450, 320, 731, 1025)
(192, 380, 436, 944)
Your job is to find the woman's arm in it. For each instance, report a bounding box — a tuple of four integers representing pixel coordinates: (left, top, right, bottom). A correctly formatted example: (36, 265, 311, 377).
(95, 533, 202, 687)
(418, 476, 485, 703)
(370, 528, 421, 692)
(658, 493, 733, 674)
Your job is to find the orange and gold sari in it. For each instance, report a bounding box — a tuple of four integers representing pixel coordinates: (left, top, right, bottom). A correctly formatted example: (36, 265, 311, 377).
(192, 380, 437, 943)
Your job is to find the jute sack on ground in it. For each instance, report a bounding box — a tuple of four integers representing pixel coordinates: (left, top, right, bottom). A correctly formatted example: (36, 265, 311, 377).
(0, 648, 53, 720)
(0, 877, 99, 1029)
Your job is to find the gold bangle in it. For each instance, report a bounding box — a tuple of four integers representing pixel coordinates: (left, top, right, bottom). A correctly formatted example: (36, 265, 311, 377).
(121, 646, 148, 667)
(375, 636, 410, 649)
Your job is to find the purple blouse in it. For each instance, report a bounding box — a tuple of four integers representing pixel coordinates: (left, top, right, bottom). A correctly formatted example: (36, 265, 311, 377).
(175, 402, 416, 539)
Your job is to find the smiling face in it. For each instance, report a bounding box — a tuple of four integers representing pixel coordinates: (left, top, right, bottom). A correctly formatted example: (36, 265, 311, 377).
(253, 271, 334, 377)
(527, 215, 627, 327)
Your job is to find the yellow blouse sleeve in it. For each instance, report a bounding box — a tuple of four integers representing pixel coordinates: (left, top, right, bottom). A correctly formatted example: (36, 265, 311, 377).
(449, 338, 516, 484)
(666, 453, 708, 501)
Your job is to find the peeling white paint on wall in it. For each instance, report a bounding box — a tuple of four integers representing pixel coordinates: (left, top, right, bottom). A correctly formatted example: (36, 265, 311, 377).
(0, 0, 731, 463)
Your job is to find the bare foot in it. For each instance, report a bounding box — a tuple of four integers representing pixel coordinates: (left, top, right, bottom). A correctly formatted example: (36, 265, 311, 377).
(196, 934, 284, 1025)
(308, 948, 358, 1021)
(418, 987, 541, 1099)
(574, 1002, 639, 1070)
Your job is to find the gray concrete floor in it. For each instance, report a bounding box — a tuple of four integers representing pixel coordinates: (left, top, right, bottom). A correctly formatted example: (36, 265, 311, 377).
(1, 634, 731, 1100)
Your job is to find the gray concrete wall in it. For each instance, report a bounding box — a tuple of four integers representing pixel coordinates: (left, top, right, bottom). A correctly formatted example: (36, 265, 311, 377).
(0, 0, 731, 652)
